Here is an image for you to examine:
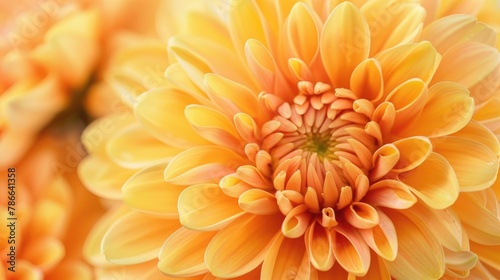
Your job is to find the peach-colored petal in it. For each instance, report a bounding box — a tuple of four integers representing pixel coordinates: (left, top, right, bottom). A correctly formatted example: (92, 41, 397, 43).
(122, 162, 183, 217)
(361, 0, 425, 56)
(78, 156, 137, 200)
(443, 247, 478, 278)
(399, 152, 459, 209)
(333, 224, 371, 276)
(178, 184, 244, 231)
(106, 123, 182, 169)
(262, 233, 314, 280)
(102, 212, 180, 265)
(206, 214, 281, 278)
(376, 41, 440, 95)
(321, 2, 370, 88)
(432, 136, 498, 191)
(397, 82, 474, 138)
(135, 87, 209, 148)
(358, 209, 397, 261)
(385, 210, 445, 279)
(432, 42, 500, 89)
(158, 227, 218, 277)
(164, 146, 247, 185)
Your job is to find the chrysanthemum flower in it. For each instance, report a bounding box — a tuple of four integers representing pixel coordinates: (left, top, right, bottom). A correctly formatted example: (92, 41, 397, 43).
(0, 131, 104, 279)
(0, 0, 100, 167)
(80, 0, 500, 279)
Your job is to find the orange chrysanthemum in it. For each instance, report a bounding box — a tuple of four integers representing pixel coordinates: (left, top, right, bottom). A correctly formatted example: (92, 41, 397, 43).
(80, 0, 500, 279)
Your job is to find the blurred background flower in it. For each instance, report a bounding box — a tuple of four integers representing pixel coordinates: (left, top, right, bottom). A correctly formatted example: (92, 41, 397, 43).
(78, 0, 500, 279)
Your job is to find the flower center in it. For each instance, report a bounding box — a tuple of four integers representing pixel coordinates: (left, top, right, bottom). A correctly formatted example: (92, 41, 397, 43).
(258, 81, 382, 236)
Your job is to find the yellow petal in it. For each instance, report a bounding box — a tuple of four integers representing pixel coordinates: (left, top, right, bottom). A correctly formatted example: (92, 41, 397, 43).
(364, 179, 417, 209)
(206, 214, 281, 278)
(385, 210, 445, 279)
(262, 233, 314, 280)
(350, 58, 384, 103)
(229, 0, 269, 56)
(238, 189, 280, 215)
(122, 162, 183, 217)
(359, 209, 397, 261)
(164, 146, 247, 185)
(159, 227, 217, 277)
(432, 136, 498, 191)
(399, 152, 459, 209)
(106, 123, 182, 169)
(185, 104, 243, 151)
(432, 42, 500, 89)
(78, 156, 137, 200)
(83, 206, 131, 265)
(376, 41, 440, 95)
(102, 212, 180, 265)
(333, 224, 371, 276)
(282, 204, 311, 238)
(451, 120, 500, 159)
(178, 184, 244, 231)
(286, 3, 320, 64)
(397, 82, 474, 138)
(321, 2, 370, 88)
(361, 0, 425, 56)
(135, 87, 208, 148)
(422, 14, 497, 54)
(164, 63, 210, 104)
(306, 220, 334, 271)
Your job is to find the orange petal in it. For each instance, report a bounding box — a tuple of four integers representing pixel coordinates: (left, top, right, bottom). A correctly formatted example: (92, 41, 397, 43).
(262, 233, 314, 280)
(238, 189, 280, 215)
(361, 0, 425, 56)
(470, 242, 500, 272)
(350, 58, 384, 104)
(122, 162, 183, 217)
(206, 214, 281, 278)
(364, 179, 417, 209)
(321, 2, 370, 88)
(397, 82, 474, 138)
(453, 190, 500, 245)
(432, 42, 500, 89)
(432, 136, 498, 192)
(359, 209, 397, 261)
(286, 2, 320, 64)
(385, 210, 445, 279)
(306, 220, 334, 271)
(178, 184, 244, 231)
(282, 204, 311, 238)
(158, 227, 217, 277)
(370, 144, 399, 181)
(443, 247, 478, 278)
(219, 173, 254, 198)
(391, 136, 432, 172)
(135, 87, 208, 148)
(399, 152, 459, 209)
(23, 237, 64, 272)
(376, 41, 440, 95)
(344, 202, 379, 229)
(102, 212, 180, 264)
(333, 224, 371, 276)
(164, 146, 247, 185)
